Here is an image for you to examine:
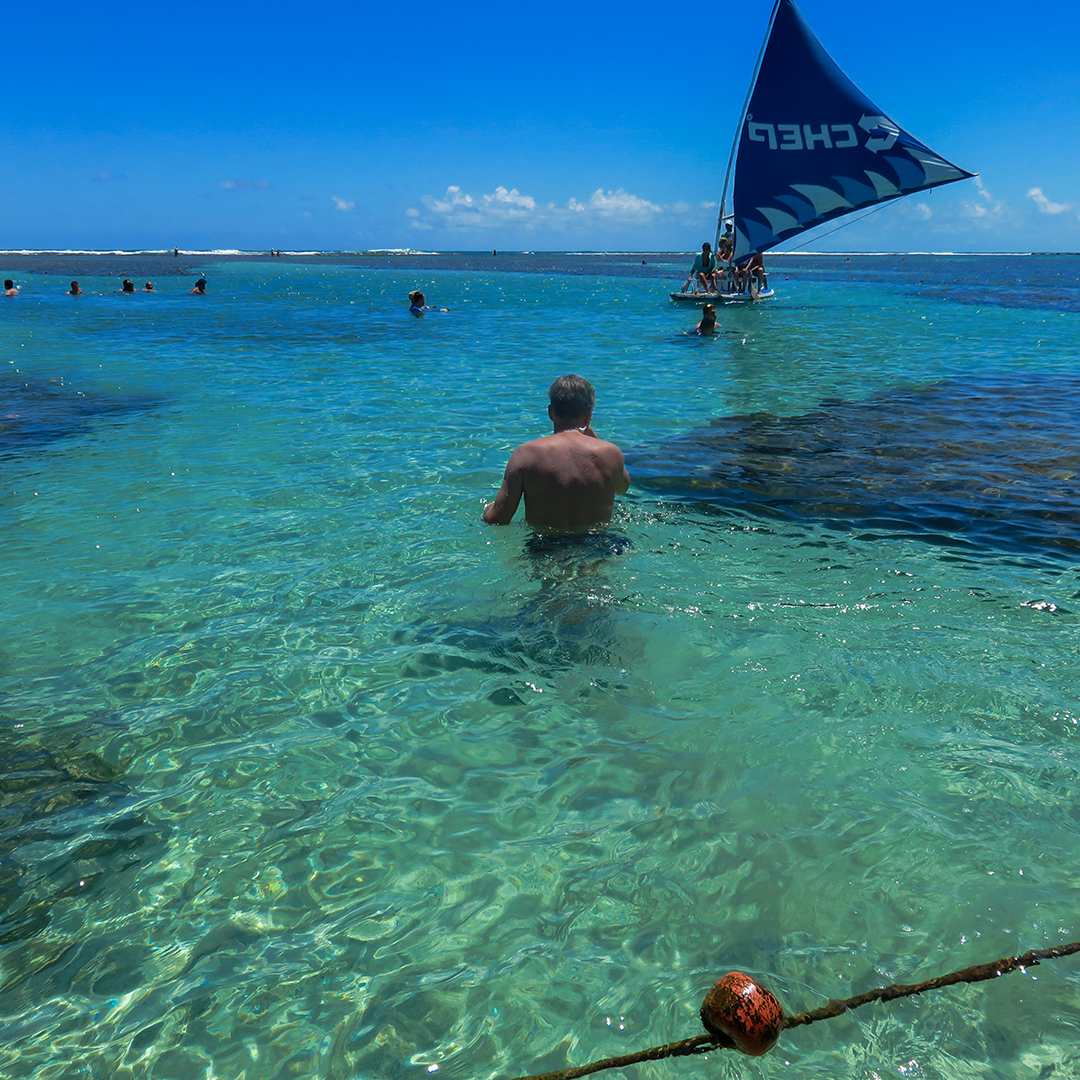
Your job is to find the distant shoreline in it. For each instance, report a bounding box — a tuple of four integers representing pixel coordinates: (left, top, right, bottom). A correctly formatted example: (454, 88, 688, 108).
(2, 249, 1075, 281)
(3, 249, 1072, 258)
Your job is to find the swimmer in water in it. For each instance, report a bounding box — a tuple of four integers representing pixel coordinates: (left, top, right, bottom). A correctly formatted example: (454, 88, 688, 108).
(190, 277, 207, 294)
(121, 279, 136, 292)
(483, 374, 630, 530)
(408, 289, 448, 315)
(4, 280, 19, 296)
(695, 304, 718, 335)
(144, 281, 155, 291)
(68, 281, 82, 295)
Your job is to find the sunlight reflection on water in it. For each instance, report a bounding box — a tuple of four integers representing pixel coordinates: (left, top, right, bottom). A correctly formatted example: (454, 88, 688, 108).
(0, 256, 1076, 1079)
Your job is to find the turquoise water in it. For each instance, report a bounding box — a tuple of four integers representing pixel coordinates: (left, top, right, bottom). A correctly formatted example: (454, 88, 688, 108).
(0, 255, 1077, 1080)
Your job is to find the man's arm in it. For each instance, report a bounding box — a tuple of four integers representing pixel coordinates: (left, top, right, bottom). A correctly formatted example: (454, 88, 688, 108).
(483, 455, 525, 524)
(613, 450, 631, 495)
(588, 432, 631, 496)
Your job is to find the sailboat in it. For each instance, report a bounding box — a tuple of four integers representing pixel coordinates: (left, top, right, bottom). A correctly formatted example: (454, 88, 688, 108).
(671, 0, 975, 302)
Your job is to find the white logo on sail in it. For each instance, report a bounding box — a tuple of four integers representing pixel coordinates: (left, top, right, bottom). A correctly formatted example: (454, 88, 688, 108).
(858, 115, 900, 153)
(746, 118, 900, 153)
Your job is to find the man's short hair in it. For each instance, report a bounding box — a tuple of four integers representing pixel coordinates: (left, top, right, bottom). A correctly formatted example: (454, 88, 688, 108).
(548, 374, 595, 419)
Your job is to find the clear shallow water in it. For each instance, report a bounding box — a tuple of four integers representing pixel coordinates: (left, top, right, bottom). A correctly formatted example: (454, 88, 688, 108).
(0, 255, 1077, 1080)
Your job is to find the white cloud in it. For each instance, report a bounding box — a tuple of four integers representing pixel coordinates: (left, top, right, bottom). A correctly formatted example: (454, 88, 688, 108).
(1027, 187, 1073, 215)
(220, 178, 271, 190)
(485, 186, 536, 212)
(419, 185, 536, 227)
(332, 196, 355, 211)
(961, 177, 1007, 223)
(912, 202, 932, 221)
(568, 188, 661, 218)
(410, 183, 697, 234)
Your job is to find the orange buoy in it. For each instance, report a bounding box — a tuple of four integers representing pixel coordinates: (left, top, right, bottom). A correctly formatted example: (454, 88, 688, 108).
(700, 970, 784, 1057)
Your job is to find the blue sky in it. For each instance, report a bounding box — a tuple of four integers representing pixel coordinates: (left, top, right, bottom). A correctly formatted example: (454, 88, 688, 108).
(2, 0, 1078, 252)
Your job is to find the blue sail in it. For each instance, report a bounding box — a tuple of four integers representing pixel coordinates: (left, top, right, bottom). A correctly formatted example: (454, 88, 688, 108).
(730, 0, 974, 263)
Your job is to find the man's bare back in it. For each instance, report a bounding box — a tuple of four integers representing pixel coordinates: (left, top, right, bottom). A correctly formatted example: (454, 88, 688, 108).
(483, 375, 630, 531)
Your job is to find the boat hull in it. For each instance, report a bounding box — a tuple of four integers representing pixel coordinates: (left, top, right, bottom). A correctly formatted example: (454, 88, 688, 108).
(669, 289, 775, 303)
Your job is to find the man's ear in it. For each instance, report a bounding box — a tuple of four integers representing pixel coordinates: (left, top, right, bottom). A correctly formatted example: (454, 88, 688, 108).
(548, 404, 555, 421)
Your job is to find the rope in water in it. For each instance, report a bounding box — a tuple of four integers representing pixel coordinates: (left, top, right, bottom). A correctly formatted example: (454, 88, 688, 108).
(511, 940, 1080, 1080)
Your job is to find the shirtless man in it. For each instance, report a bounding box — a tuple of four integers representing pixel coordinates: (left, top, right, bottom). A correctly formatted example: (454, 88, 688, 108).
(483, 374, 630, 530)
(3, 280, 18, 296)
(735, 252, 767, 295)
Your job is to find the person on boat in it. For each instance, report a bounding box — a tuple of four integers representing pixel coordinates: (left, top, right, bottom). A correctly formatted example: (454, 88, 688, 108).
(68, 281, 82, 295)
(746, 252, 767, 294)
(408, 289, 447, 315)
(694, 304, 719, 335)
(190, 277, 207, 294)
(718, 221, 735, 262)
(483, 374, 630, 530)
(688, 243, 719, 293)
(734, 252, 767, 295)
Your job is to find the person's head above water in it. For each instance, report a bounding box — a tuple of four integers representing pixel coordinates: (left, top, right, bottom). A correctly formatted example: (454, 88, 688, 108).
(409, 290, 425, 307)
(695, 303, 718, 335)
(548, 374, 595, 424)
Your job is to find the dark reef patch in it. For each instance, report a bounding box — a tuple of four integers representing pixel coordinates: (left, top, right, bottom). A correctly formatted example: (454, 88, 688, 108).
(628, 374, 1080, 556)
(0, 744, 168, 945)
(0, 373, 162, 456)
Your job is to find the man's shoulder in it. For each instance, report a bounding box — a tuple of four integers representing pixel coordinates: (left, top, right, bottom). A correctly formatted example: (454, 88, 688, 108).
(590, 435, 625, 458)
(510, 433, 551, 453)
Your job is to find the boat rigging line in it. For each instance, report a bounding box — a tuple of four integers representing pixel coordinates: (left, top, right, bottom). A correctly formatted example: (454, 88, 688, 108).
(776, 197, 905, 254)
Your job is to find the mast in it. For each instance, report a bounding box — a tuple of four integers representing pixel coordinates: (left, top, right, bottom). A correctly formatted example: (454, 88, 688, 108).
(715, 0, 782, 252)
